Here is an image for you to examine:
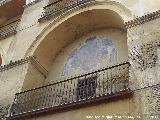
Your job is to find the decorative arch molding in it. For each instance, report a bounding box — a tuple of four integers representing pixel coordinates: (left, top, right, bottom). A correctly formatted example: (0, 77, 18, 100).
(45, 0, 132, 22)
(25, 0, 132, 57)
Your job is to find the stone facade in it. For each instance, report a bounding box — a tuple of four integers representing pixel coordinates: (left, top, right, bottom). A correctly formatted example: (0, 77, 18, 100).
(0, 0, 160, 120)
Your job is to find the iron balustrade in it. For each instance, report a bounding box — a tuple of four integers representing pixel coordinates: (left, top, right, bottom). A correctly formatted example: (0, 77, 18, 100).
(39, 0, 94, 21)
(10, 62, 132, 118)
(0, 19, 20, 39)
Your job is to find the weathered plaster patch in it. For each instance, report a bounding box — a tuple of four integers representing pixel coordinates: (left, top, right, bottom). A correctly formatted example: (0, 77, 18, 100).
(61, 35, 117, 77)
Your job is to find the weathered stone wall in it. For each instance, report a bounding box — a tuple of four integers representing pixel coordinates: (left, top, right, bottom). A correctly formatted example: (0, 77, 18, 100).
(128, 17, 160, 88)
(21, 62, 46, 91)
(0, 64, 28, 119)
(127, 17, 160, 119)
(5, 0, 49, 63)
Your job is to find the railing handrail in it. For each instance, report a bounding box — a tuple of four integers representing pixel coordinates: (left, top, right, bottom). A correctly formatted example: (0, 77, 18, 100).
(11, 61, 131, 118)
(16, 61, 130, 95)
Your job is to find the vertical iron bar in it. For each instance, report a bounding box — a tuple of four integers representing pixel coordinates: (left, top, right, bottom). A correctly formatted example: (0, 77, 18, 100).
(106, 69, 109, 95)
(102, 72, 105, 95)
(53, 84, 56, 106)
(114, 66, 116, 93)
(111, 68, 113, 94)
(98, 72, 101, 96)
(55, 84, 58, 106)
(95, 72, 98, 97)
(60, 82, 63, 105)
(74, 78, 77, 102)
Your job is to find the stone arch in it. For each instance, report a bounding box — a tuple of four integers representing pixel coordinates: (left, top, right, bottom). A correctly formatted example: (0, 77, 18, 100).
(23, 1, 132, 89)
(25, 0, 132, 58)
(46, 0, 132, 21)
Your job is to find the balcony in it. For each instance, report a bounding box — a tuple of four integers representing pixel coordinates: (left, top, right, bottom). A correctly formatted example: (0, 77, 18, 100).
(9, 62, 133, 119)
(0, 19, 20, 39)
(39, 0, 94, 22)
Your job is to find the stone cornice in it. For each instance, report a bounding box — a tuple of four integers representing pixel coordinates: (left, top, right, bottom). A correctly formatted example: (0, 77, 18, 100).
(0, 56, 48, 77)
(0, 56, 35, 72)
(125, 10, 160, 29)
(38, 0, 96, 22)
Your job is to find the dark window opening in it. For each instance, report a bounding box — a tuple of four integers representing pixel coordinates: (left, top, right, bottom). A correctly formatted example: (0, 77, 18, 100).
(77, 76, 97, 100)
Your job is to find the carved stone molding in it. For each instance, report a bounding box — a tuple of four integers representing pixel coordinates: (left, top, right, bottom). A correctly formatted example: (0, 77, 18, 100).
(29, 56, 48, 78)
(0, 56, 34, 72)
(125, 10, 160, 29)
(0, 56, 48, 77)
(38, 0, 96, 22)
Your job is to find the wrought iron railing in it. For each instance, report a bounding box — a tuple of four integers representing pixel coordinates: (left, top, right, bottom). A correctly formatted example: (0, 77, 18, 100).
(39, 0, 94, 21)
(0, 19, 20, 39)
(9, 62, 133, 119)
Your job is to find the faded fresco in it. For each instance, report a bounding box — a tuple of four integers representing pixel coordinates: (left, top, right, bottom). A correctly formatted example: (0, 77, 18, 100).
(61, 36, 117, 77)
